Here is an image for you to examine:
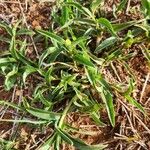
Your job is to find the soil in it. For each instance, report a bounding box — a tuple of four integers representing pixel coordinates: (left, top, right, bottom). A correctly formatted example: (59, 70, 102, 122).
(0, 0, 150, 150)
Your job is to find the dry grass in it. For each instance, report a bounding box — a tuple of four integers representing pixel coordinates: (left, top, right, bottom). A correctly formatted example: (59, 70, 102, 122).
(0, 0, 150, 150)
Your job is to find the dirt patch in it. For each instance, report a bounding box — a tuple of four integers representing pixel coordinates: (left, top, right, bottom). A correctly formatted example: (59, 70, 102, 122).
(0, 0, 150, 150)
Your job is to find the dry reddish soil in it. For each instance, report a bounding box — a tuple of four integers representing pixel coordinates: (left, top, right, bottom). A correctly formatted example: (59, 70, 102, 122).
(0, 0, 150, 150)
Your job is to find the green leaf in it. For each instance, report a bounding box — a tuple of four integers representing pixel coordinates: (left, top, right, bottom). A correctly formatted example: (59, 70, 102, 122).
(5, 65, 18, 90)
(73, 52, 95, 67)
(56, 127, 73, 145)
(54, 135, 61, 150)
(116, 0, 128, 12)
(0, 58, 16, 67)
(23, 65, 37, 84)
(0, 100, 24, 111)
(91, 112, 106, 126)
(37, 30, 65, 44)
(95, 37, 117, 54)
(0, 36, 11, 43)
(123, 79, 145, 114)
(125, 95, 145, 114)
(26, 107, 60, 121)
(39, 47, 55, 67)
(65, 2, 94, 19)
(106, 49, 121, 61)
(85, 66, 97, 85)
(9, 36, 17, 59)
(56, 128, 107, 150)
(45, 66, 53, 85)
(123, 79, 134, 96)
(61, 5, 70, 25)
(85, 67, 115, 126)
(17, 28, 35, 36)
(12, 20, 21, 36)
(96, 85, 115, 127)
(98, 18, 117, 36)
(98, 75, 111, 90)
(0, 22, 12, 35)
(37, 91, 52, 107)
(39, 134, 57, 150)
(0, 139, 14, 150)
(75, 18, 96, 26)
(142, 0, 150, 17)
(91, 0, 103, 13)
(15, 50, 37, 67)
(20, 39, 27, 55)
(49, 49, 63, 63)
(142, 48, 150, 62)
(112, 21, 137, 32)
(0, 119, 48, 124)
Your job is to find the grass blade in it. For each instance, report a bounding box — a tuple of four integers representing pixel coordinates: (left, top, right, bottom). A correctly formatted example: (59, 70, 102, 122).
(94, 36, 117, 54)
(0, 119, 48, 124)
(26, 107, 60, 121)
(98, 18, 117, 36)
(65, 2, 94, 19)
(56, 128, 107, 150)
(73, 52, 95, 67)
(0, 58, 16, 67)
(37, 30, 65, 44)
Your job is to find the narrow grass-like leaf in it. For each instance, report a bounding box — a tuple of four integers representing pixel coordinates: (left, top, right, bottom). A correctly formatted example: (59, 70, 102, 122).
(5, 65, 18, 90)
(116, 0, 128, 12)
(45, 66, 53, 83)
(56, 127, 73, 145)
(15, 50, 37, 67)
(66, 2, 94, 19)
(142, 0, 150, 17)
(125, 95, 145, 114)
(26, 107, 60, 121)
(61, 5, 69, 25)
(91, 0, 103, 13)
(17, 28, 34, 36)
(39, 133, 57, 150)
(0, 22, 12, 35)
(37, 91, 52, 107)
(0, 58, 16, 67)
(9, 36, 17, 59)
(20, 39, 27, 55)
(123, 79, 145, 114)
(37, 30, 65, 44)
(98, 18, 117, 36)
(54, 135, 61, 150)
(0, 119, 48, 124)
(96, 85, 115, 127)
(39, 47, 56, 67)
(112, 21, 136, 32)
(106, 49, 121, 61)
(85, 66, 97, 85)
(0, 36, 11, 43)
(142, 48, 150, 62)
(47, 48, 62, 63)
(75, 18, 96, 26)
(0, 100, 24, 111)
(95, 37, 117, 54)
(73, 52, 95, 67)
(91, 112, 106, 126)
(23, 66, 37, 84)
(56, 128, 107, 150)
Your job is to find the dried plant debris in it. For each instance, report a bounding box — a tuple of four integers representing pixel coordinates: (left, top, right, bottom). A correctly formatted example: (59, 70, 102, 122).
(0, 0, 150, 150)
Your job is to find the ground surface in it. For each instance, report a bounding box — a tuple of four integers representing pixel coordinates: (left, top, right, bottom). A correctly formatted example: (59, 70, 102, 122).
(0, 0, 150, 150)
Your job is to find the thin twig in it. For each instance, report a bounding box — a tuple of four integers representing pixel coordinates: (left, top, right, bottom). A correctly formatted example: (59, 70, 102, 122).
(126, 0, 131, 15)
(0, 85, 17, 119)
(140, 73, 150, 103)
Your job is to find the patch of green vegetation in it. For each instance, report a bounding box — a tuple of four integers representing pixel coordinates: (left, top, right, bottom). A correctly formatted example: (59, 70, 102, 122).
(0, 0, 150, 149)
